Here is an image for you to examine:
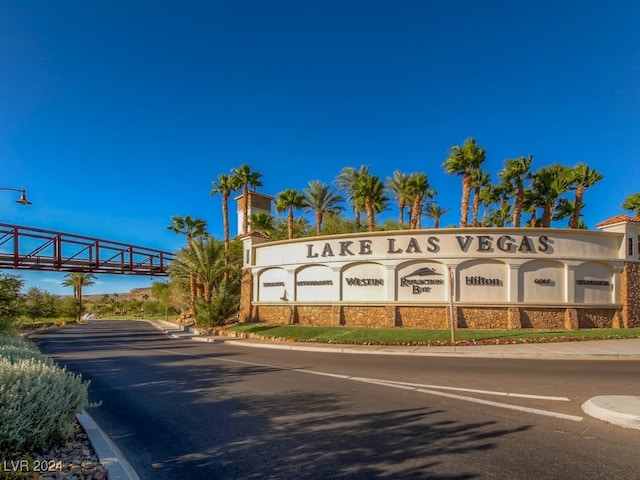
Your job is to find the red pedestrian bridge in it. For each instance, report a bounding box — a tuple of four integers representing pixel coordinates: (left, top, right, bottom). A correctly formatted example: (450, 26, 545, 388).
(0, 223, 174, 275)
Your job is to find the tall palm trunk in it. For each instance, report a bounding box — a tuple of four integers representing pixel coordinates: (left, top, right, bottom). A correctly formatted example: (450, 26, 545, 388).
(481, 202, 490, 226)
(186, 236, 198, 303)
(569, 185, 584, 229)
(472, 184, 481, 227)
(288, 208, 295, 239)
(76, 286, 81, 321)
(222, 192, 230, 281)
(315, 211, 322, 236)
(513, 185, 524, 227)
(398, 200, 406, 227)
(222, 193, 230, 252)
(365, 198, 375, 232)
(460, 175, 472, 228)
(541, 204, 554, 228)
(242, 186, 249, 234)
(410, 194, 422, 229)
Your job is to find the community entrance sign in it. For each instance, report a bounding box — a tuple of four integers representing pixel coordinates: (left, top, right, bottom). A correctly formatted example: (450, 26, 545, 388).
(240, 216, 640, 329)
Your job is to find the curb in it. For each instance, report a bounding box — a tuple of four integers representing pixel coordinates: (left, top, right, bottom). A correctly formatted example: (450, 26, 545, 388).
(76, 411, 140, 480)
(29, 321, 640, 361)
(145, 320, 640, 361)
(581, 396, 640, 430)
(221, 339, 640, 360)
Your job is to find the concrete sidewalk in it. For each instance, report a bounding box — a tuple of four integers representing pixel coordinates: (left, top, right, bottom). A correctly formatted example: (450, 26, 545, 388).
(151, 320, 640, 431)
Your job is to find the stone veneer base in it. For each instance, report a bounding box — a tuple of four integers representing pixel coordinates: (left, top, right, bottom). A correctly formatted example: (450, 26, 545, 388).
(247, 304, 624, 330)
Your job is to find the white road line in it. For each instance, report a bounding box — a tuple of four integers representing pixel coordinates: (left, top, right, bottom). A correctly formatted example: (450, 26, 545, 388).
(113, 341, 583, 422)
(354, 378, 570, 401)
(364, 378, 584, 422)
(296, 369, 582, 422)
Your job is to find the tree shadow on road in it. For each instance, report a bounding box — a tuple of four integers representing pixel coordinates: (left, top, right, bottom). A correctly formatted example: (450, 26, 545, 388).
(139, 380, 530, 479)
(32, 321, 532, 479)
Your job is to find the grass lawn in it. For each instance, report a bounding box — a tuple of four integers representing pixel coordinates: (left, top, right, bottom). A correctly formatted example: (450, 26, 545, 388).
(230, 323, 640, 346)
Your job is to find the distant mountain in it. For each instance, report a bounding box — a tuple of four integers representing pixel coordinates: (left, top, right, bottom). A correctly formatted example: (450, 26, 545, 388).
(67, 287, 155, 303)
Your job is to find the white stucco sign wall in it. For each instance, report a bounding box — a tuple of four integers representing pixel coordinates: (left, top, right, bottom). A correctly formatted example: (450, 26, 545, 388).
(245, 227, 632, 307)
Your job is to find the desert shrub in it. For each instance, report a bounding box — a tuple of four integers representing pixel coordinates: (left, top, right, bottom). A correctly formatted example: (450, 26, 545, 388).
(194, 281, 240, 329)
(0, 337, 51, 365)
(0, 339, 88, 453)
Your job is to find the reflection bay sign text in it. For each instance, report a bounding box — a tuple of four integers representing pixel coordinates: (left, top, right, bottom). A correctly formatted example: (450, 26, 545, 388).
(306, 234, 551, 258)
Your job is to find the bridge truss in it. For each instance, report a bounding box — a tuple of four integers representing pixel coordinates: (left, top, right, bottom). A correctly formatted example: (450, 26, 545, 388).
(0, 223, 174, 275)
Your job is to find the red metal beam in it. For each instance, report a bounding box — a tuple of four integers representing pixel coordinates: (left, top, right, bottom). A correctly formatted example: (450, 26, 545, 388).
(0, 223, 174, 275)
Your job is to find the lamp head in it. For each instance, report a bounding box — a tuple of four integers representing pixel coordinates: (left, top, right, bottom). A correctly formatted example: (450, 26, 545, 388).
(16, 188, 32, 206)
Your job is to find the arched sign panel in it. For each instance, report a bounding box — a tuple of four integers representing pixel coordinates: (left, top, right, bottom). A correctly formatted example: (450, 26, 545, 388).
(258, 268, 294, 302)
(575, 262, 613, 304)
(520, 260, 565, 303)
(396, 261, 447, 302)
(296, 265, 339, 302)
(458, 260, 508, 303)
(342, 262, 386, 302)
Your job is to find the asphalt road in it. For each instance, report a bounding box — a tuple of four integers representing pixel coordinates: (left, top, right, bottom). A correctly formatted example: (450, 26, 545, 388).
(31, 320, 640, 480)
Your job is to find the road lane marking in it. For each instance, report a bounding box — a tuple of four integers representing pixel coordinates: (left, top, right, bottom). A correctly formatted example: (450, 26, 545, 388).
(294, 370, 582, 422)
(358, 378, 584, 422)
(313, 376, 571, 401)
(110, 341, 583, 422)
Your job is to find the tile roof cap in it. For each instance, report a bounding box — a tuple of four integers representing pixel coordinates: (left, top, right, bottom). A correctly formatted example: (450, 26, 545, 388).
(596, 215, 640, 227)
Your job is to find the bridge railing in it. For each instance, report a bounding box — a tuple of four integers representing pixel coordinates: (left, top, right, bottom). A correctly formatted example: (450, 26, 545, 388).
(0, 223, 174, 275)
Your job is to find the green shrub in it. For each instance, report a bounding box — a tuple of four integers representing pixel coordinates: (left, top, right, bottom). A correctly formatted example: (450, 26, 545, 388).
(0, 318, 13, 335)
(0, 339, 88, 453)
(0, 337, 50, 365)
(194, 281, 240, 329)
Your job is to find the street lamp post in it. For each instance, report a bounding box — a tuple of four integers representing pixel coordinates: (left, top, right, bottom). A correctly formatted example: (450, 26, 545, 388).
(0, 187, 32, 205)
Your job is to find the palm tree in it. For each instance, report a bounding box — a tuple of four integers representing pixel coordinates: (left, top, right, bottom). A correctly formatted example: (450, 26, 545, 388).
(231, 164, 264, 235)
(478, 182, 500, 226)
(249, 211, 275, 237)
(167, 215, 208, 249)
(470, 169, 490, 227)
(499, 155, 533, 227)
(275, 189, 306, 239)
(168, 236, 229, 303)
(406, 173, 435, 229)
(385, 171, 412, 228)
(167, 215, 208, 303)
(530, 164, 573, 227)
(210, 173, 238, 251)
(424, 202, 450, 228)
(111, 293, 120, 315)
(568, 163, 603, 229)
(486, 203, 512, 227)
(272, 216, 311, 240)
(553, 198, 576, 226)
(622, 193, 640, 217)
(61, 272, 97, 322)
(523, 189, 540, 227)
(303, 181, 344, 236)
(495, 178, 515, 217)
(353, 172, 388, 232)
(168, 236, 243, 327)
(443, 138, 486, 228)
(100, 293, 110, 314)
(335, 165, 370, 231)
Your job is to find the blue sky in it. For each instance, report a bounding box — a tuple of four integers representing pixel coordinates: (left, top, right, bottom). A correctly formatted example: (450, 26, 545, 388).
(1, 0, 639, 295)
